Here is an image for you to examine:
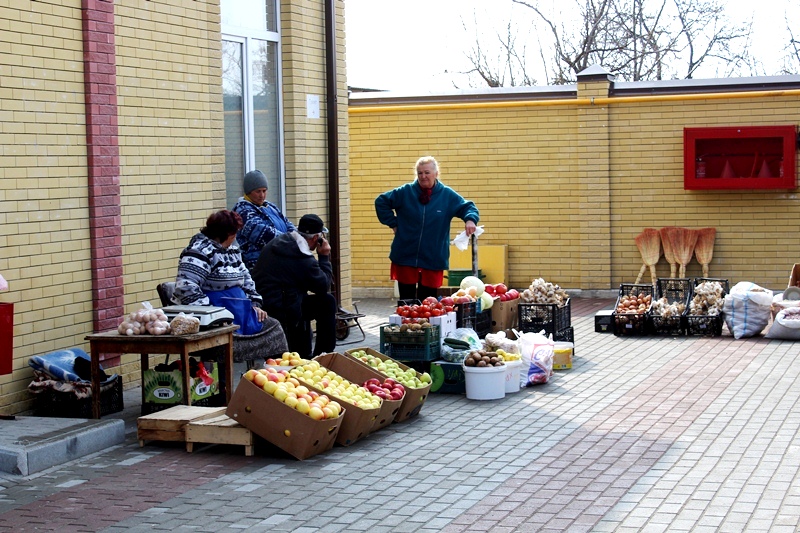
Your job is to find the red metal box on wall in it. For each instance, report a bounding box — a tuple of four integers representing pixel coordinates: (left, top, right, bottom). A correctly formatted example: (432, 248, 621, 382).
(0, 303, 12, 376)
(684, 125, 797, 190)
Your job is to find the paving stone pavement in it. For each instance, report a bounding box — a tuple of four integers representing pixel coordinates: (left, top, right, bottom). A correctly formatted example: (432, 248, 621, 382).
(1, 297, 800, 532)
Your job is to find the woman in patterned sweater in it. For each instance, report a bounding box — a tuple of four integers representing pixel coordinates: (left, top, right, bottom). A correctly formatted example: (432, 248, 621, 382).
(172, 210, 287, 357)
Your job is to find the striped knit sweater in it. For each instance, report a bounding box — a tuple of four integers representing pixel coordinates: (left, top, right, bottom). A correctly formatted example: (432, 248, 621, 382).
(172, 232, 263, 308)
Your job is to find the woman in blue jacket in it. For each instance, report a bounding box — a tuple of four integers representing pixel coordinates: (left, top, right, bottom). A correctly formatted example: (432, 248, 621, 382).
(232, 170, 296, 270)
(375, 156, 479, 301)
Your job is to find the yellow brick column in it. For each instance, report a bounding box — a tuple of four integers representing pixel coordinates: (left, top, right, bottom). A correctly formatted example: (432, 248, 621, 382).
(576, 66, 614, 291)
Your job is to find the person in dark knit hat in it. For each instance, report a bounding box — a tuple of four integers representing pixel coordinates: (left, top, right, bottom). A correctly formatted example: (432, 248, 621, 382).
(232, 169, 295, 270)
(251, 214, 336, 357)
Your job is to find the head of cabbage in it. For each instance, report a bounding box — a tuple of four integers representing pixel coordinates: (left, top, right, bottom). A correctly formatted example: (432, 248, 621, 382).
(459, 275, 485, 297)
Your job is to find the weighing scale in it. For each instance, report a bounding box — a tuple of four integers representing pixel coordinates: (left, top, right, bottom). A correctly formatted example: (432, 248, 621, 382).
(160, 305, 235, 329)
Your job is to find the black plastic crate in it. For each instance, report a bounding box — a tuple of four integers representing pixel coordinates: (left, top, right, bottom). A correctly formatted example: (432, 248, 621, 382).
(555, 326, 574, 343)
(685, 314, 724, 336)
(649, 278, 691, 336)
(454, 301, 477, 330)
(37, 374, 124, 418)
(648, 313, 685, 336)
(686, 278, 729, 337)
(518, 298, 571, 336)
(656, 278, 693, 303)
(693, 278, 730, 295)
(613, 284, 654, 336)
(475, 309, 492, 338)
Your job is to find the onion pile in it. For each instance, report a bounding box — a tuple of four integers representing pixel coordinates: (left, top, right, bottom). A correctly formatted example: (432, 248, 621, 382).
(616, 294, 651, 314)
(689, 281, 725, 316)
(520, 278, 569, 306)
(118, 303, 170, 336)
(651, 297, 686, 318)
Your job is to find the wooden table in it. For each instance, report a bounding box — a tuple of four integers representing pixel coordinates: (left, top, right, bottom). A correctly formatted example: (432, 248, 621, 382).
(85, 325, 238, 419)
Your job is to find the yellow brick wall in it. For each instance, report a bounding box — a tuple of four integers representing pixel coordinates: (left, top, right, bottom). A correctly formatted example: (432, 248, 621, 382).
(0, 0, 90, 412)
(281, 0, 351, 305)
(0, 0, 349, 414)
(609, 94, 800, 284)
(115, 0, 223, 307)
(350, 87, 800, 294)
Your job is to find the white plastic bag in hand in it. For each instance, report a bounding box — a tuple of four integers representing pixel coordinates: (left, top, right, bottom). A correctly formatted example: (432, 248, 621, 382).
(451, 225, 484, 251)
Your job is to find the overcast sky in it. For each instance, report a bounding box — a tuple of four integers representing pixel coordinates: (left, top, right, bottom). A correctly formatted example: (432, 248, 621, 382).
(344, 0, 799, 93)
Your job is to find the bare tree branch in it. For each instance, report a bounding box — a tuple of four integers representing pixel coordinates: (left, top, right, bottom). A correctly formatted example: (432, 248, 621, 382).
(462, 0, 754, 86)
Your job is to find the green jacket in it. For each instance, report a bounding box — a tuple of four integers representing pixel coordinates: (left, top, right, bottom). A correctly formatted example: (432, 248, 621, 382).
(375, 180, 479, 271)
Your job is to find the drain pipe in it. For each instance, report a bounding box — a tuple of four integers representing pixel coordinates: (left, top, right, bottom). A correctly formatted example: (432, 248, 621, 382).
(324, 0, 341, 305)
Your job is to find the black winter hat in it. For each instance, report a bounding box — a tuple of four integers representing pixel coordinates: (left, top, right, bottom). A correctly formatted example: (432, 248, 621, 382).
(298, 214, 328, 235)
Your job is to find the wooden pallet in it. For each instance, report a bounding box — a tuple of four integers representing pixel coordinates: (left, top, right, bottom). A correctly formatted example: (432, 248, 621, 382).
(137, 405, 227, 447)
(185, 414, 254, 456)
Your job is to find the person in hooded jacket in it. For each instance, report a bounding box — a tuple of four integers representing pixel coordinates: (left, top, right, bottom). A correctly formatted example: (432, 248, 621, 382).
(251, 214, 337, 357)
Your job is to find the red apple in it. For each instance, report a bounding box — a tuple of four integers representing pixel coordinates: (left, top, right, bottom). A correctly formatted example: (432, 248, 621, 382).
(495, 283, 507, 295)
(484, 284, 496, 296)
(440, 297, 454, 306)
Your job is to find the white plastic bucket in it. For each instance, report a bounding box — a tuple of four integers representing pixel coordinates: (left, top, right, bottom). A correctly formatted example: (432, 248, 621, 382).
(504, 360, 522, 393)
(553, 342, 574, 370)
(463, 364, 506, 400)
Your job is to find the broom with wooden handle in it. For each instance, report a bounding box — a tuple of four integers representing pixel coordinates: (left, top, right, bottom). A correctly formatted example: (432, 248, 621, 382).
(694, 228, 716, 277)
(660, 227, 678, 277)
(634, 228, 661, 286)
(666, 227, 699, 278)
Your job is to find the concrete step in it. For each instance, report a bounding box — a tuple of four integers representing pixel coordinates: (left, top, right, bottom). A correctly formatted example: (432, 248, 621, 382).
(0, 416, 125, 476)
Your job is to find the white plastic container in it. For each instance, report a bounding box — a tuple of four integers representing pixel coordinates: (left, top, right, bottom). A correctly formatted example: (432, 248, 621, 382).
(504, 359, 522, 393)
(463, 364, 506, 400)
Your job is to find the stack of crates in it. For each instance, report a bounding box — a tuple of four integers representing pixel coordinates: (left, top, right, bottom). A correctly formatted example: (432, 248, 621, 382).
(649, 278, 692, 336)
(685, 278, 729, 336)
(613, 284, 653, 336)
(518, 298, 572, 341)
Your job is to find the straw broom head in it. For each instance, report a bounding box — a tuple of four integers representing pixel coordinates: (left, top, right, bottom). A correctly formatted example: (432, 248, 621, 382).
(666, 227, 699, 277)
(635, 228, 661, 266)
(635, 228, 661, 285)
(694, 228, 716, 277)
(659, 227, 678, 277)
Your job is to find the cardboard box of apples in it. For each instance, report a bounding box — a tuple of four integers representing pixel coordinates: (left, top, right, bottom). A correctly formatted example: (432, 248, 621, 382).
(344, 347, 432, 423)
(226, 368, 343, 461)
(312, 352, 404, 434)
(287, 358, 383, 447)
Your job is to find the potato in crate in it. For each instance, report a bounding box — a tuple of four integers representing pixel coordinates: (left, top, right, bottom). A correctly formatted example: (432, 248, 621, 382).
(649, 278, 691, 336)
(518, 298, 571, 337)
(613, 284, 653, 336)
(380, 323, 441, 362)
(686, 278, 728, 336)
